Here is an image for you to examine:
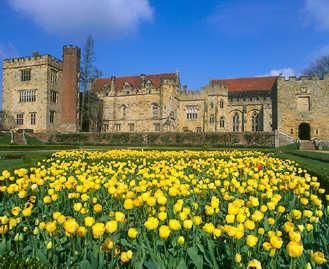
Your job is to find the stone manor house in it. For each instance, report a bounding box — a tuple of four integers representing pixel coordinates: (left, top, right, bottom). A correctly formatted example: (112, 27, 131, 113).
(1, 45, 329, 145)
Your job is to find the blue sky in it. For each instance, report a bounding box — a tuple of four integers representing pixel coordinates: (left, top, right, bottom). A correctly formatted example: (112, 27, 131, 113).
(1, 0, 329, 106)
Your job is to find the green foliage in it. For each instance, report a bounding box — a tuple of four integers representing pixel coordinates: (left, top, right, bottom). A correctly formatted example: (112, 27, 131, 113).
(0, 133, 11, 145)
(54, 133, 89, 145)
(110, 133, 130, 145)
(0, 254, 47, 269)
(0, 151, 52, 171)
(25, 135, 45, 145)
(244, 132, 274, 146)
(51, 132, 275, 148)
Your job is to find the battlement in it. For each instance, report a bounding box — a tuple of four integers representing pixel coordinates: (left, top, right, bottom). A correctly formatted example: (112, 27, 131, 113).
(3, 53, 62, 69)
(179, 89, 205, 100)
(278, 75, 329, 81)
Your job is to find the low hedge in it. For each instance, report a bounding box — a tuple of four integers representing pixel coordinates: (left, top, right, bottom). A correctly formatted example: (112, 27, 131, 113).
(50, 132, 275, 147)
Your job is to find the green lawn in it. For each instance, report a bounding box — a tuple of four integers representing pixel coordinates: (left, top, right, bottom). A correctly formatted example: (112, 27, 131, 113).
(0, 133, 10, 144)
(274, 150, 329, 191)
(0, 152, 52, 171)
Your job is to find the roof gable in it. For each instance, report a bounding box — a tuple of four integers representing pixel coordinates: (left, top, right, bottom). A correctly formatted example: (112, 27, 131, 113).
(93, 73, 177, 92)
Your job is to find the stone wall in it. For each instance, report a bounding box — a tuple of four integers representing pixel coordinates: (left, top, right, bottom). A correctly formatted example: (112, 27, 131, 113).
(101, 93, 162, 132)
(176, 86, 273, 133)
(2, 55, 62, 132)
(277, 76, 329, 140)
(95, 77, 180, 133)
(96, 80, 275, 134)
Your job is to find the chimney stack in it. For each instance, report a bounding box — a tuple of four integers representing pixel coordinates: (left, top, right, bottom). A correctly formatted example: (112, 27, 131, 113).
(60, 45, 81, 132)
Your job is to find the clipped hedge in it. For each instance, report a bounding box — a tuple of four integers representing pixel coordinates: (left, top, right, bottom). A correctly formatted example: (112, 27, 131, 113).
(49, 132, 275, 147)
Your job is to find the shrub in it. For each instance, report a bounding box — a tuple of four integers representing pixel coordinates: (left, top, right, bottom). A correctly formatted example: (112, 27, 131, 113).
(48, 132, 275, 148)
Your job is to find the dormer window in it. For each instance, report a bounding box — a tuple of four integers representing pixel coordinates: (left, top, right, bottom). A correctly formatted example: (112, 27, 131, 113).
(146, 80, 152, 87)
(124, 81, 131, 90)
(123, 82, 131, 94)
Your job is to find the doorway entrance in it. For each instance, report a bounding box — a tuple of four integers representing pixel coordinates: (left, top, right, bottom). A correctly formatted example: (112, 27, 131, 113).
(298, 123, 311, 140)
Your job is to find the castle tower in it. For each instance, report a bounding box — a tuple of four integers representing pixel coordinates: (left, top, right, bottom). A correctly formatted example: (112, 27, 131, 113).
(60, 45, 81, 132)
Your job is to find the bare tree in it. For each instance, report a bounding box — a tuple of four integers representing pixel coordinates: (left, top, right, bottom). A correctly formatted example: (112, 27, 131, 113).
(80, 35, 103, 131)
(303, 55, 329, 78)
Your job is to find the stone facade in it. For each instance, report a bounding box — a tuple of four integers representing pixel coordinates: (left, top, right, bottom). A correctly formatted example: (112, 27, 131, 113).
(93, 75, 276, 135)
(93, 74, 180, 132)
(2, 45, 329, 144)
(1, 46, 80, 132)
(276, 76, 329, 141)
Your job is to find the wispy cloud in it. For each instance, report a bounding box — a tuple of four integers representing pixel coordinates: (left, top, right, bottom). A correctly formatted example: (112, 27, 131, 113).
(0, 43, 18, 59)
(269, 68, 295, 78)
(8, 0, 154, 37)
(303, 0, 329, 31)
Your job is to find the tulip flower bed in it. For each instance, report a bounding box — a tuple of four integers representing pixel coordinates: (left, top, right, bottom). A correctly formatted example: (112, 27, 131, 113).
(0, 150, 328, 268)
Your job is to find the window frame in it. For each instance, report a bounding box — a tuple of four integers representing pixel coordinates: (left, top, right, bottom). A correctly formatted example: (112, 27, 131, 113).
(154, 123, 160, 132)
(103, 123, 109, 132)
(114, 124, 121, 132)
(50, 90, 58, 103)
(209, 114, 215, 124)
(128, 123, 135, 132)
(49, 110, 55, 124)
(220, 116, 225, 128)
(152, 103, 159, 118)
(219, 99, 224, 108)
(19, 89, 36, 103)
(21, 69, 31, 81)
(121, 105, 127, 119)
(186, 105, 198, 120)
(50, 69, 58, 85)
(233, 112, 240, 132)
(251, 111, 263, 132)
(16, 113, 24, 125)
(30, 112, 36, 125)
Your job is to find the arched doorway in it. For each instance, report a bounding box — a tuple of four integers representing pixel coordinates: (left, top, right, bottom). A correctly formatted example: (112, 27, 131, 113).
(298, 123, 311, 140)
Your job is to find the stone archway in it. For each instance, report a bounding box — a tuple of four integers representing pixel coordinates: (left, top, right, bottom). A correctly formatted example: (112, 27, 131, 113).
(298, 122, 311, 140)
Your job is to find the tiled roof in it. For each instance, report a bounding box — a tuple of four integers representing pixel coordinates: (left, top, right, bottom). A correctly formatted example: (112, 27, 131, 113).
(211, 76, 278, 93)
(93, 73, 177, 91)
